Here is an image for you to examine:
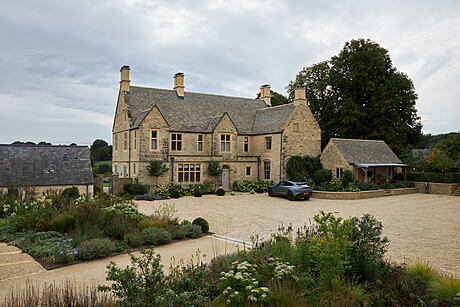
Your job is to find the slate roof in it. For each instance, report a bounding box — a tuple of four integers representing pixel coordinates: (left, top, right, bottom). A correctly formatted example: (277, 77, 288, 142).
(331, 138, 403, 165)
(0, 145, 94, 187)
(125, 86, 295, 134)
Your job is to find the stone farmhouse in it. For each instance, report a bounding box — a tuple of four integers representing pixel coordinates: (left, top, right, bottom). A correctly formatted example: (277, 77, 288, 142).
(0, 144, 94, 197)
(321, 138, 407, 185)
(112, 66, 321, 190)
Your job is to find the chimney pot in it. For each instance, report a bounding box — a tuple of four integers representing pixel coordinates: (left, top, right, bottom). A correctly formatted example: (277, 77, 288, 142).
(260, 84, 271, 107)
(120, 65, 130, 92)
(174, 73, 185, 98)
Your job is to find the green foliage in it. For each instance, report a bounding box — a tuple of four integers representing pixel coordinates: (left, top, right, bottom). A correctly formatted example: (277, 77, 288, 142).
(62, 186, 80, 199)
(146, 160, 169, 177)
(50, 213, 76, 233)
(348, 214, 389, 281)
(98, 248, 210, 307)
(94, 162, 112, 175)
(192, 217, 209, 233)
(153, 185, 170, 199)
(238, 180, 272, 193)
(170, 189, 181, 198)
(123, 182, 148, 196)
(425, 149, 456, 172)
(168, 184, 185, 198)
(313, 169, 332, 186)
(77, 238, 116, 260)
(286, 156, 323, 181)
(435, 133, 460, 164)
(9, 231, 64, 259)
(141, 227, 172, 245)
(406, 263, 437, 284)
(257, 89, 290, 106)
(181, 224, 202, 239)
(207, 161, 222, 177)
(327, 178, 343, 191)
(310, 211, 353, 280)
(216, 188, 225, 196)
(427, 275, 460, 304)
(399, 171, 460, 183)
(48, 238, 78, 264)
(193, 187, 202, 197)
(341, 170, 353, 187)
(90, 139, 112, 161)
(287, 38, 422, 153)
(124, 232, 144, 247)
(356, 183, 379, 191)
(380, 182, 395, 189)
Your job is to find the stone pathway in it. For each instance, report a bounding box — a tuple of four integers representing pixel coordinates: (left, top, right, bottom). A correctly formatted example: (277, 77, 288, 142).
(0, 236, 239, 301)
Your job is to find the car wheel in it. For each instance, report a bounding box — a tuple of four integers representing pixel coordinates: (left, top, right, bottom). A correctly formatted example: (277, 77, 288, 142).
(287, 191, 295, 201)
(268, 188, 274, 197)
(304, 196, 311, 200)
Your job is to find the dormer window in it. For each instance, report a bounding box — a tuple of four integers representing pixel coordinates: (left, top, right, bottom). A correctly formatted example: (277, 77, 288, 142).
(220, 134, 231, 152)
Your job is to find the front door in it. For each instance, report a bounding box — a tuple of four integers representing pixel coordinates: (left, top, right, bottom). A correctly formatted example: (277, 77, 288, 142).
(222, 169, 230, 191)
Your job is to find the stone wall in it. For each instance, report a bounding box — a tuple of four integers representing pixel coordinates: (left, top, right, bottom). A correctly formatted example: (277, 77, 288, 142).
(320, 141, 352, 177)
(112, 175, 132, 195)
(94, 175, 104, 192)
(388, 188, 417, 196)
(312, 189, 386, 200)
(414, 182, 459, 195)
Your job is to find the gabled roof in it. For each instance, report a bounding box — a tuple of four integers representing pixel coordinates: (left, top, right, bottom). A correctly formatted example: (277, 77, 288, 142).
(0, 145, 94, 187)
(330, 138, 403, 165)
(125, 86, 295, 134)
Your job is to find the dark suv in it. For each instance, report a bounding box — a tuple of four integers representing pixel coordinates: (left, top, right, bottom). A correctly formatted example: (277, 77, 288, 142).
(268, 180, 312, 201)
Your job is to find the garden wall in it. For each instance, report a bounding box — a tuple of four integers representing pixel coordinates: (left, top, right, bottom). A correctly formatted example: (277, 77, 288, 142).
(312, 188, 417, 200)
(414, 182, 459, 195)
(112, 175, 132, 195)
(312, 190, 386, 200)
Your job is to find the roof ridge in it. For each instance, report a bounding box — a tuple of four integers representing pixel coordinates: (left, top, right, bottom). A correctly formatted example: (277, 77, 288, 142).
(332, 138, 385, 143)
(131, 85, 260, 101)
(255, 103, 294, 112)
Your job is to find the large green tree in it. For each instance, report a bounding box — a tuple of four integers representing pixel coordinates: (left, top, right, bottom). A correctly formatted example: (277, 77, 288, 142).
(256, 90, 290, 106)
(90, 139, 112, 161)
(287, 39, 422, 154)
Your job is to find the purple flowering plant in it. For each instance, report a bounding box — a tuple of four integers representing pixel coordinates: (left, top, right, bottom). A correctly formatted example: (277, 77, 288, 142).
(48, 238, 78, 264)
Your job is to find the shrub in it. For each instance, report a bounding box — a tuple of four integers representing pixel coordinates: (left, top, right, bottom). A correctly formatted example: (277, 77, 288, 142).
(134, 194, 154, 201)
(77, 238, 116, 260)
(153, 185, 170, 199)
(313, 169, 332, 186)
(193, 187, 202, 197)
(428, 275, 460, 304)
(103, 211, 139, 240)
(192, 217, 209, 233)
(406, 263, 438, 284)
(62, 186, 80, 199)
(142, 227, 172, 245)
(207, 161, 222, 177)
(180, 224, 202, 238)
(348, 214, 389, 281)
(380, 182, 395, 189)
(232, 180, 239, 191)
(397, 171, 460, 183)
(165, 224, 187, 240)
(216, 188, 225, 196)
(124, 232, 144, 247)
(123, 182, 148, 196)
(50, 213, 76, 233)
(139, 218, 166, 231)
(48, 238, 78, 264)
(168, 184, 185, 197)
(286, 155, 323, 181)
(327, 178, 343, 191)
(341, 170, 353, 187)
(170, 189, 181, 198)
(152, 202, 178, 224)
(357, 183, 379, 191)
(146, 160, 169, 177)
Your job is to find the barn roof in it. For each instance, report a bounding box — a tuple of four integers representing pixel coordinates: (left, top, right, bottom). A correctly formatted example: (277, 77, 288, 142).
(0, 144, 94, 187)
(330, 138, 403, 165)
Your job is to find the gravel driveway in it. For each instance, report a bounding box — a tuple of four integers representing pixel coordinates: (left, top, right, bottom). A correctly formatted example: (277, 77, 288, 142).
(136, 193, 460, 278)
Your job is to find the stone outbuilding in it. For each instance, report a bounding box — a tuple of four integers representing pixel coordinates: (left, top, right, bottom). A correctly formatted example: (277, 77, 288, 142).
(112, 66, 321, 190)
(0, 144, 94, 197)
(320, 138, 407, 185)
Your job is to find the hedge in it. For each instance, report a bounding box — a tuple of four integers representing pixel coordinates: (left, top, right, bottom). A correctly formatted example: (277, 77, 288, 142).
(396, 172, 460, 183)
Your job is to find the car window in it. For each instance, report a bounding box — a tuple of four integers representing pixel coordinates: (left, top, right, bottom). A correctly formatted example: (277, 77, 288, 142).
(284, 182, 293, 186)
(279, 181, 287, 186)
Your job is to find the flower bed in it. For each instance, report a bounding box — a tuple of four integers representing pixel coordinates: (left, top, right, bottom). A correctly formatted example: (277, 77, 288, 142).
(0, 190, 208, 269)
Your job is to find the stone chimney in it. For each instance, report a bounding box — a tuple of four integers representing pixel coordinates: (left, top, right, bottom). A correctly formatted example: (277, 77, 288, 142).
(294, 86, 307, 106)
(260, 84, 271, 107)
(174, 73, 184, 98)
(120, 65, 130, 92)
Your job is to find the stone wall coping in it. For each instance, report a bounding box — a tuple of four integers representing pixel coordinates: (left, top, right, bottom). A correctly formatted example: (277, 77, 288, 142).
(414, 182, 459, 186)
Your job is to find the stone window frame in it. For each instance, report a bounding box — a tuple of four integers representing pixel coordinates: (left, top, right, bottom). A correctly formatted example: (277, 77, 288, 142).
(246, 165, 251, 176)
(123, 132, 128, 151)
(220, 133, 232, 152)
(265, 136, 272, 150)
(114, 134, 118, 152)
(336, 167, 343, 179)
(114, 164, 118, 175)
(293, 123, 300, 132)
(197, 134, 204, 152)
(133, 130, 137, 151)
(177, 163, 201, 183)
(263, 160, 271, 180)
(150, 129, 159, 152)
(123, 164, 128, 177)
(133, 163, 136, 175)
(243, 136, 249, 152)
(170, 133, 183, 151)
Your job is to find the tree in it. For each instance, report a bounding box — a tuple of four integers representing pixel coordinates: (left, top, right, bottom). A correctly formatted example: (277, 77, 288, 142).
(256, 90, 290, 106)
(434, 133, 460, 165)
(90, 139, 111, 161)
(287, 39, 422, 154)
(146, 160, 169, 178)
(207, 161, 222, 177)
(425, 149, 455, 173)
(286, 156, 322, 180)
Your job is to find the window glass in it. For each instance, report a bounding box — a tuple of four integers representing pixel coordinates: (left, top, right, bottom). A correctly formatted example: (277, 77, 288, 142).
(246, 166, 251, 176)
(171, 133, 182, 151)
(220, 134, 231, 152)
(265, 136, 272, 150)
(151, 130, 158, 150)
(264, 160, 271, 180)
(177, 163, 201, 183)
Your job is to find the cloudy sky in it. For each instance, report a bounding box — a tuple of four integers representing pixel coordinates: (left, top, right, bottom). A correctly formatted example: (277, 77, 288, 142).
(0, 0, 459, 145)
